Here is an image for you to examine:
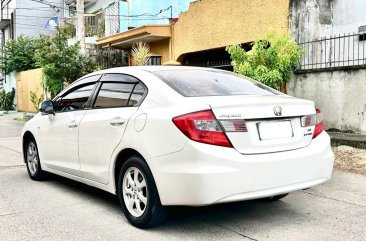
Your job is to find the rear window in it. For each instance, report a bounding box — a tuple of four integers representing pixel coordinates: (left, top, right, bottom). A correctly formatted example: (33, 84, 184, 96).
(152, 69, 281, 97)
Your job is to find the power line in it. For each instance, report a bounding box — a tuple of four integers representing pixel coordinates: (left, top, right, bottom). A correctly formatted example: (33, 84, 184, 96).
(28, 1, 173, 18)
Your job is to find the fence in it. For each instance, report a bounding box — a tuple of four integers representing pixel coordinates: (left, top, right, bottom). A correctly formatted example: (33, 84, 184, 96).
(190, 60, 233, 71)
(86, 48, 128, 69)
(297, 32, 366, 72)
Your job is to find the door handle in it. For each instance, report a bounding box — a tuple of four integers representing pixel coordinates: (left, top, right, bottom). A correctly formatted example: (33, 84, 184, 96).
(110, 118, 125, 126)
(67, 121, 78, 128)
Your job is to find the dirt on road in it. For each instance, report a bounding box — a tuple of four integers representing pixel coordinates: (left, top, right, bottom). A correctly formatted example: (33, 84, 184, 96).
(333, 145, 366, 175)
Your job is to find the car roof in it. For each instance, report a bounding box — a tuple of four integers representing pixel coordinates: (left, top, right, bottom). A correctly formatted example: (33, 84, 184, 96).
(82, 65, 226, 78)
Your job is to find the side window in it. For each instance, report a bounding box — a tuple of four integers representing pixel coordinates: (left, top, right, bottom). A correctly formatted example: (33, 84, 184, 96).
(93, 83, 135, 108)
(101, 73, 139, 83)
(55, 83, 95, 112)
(129, 83, 146, 106)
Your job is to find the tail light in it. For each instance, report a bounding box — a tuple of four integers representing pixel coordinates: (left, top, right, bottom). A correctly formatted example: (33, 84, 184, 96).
(312, 108, 324, 138)
(301, 108, 324, 139)
(172, 110, 233, 147)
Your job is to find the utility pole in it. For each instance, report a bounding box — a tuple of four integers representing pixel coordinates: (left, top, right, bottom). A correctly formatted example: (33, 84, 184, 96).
(77, 0, 86, 54)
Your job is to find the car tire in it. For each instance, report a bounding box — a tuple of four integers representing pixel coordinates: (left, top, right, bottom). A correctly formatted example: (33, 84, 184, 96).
(266, 193, 289, 201)
(117, 155, 168, 228)
(25, 138, 46, 181)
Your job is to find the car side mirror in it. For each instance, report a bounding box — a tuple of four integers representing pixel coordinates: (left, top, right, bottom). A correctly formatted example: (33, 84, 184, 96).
(39, 100, 55, 115)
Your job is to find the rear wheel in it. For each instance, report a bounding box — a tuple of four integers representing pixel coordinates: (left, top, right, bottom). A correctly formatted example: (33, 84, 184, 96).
(25, 139, 46, 181)
(117, 155, 168, 228)
(267, 193, 289, 201)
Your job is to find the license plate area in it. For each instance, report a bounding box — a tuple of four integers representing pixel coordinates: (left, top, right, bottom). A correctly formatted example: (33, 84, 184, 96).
(257, 120, 294, 140)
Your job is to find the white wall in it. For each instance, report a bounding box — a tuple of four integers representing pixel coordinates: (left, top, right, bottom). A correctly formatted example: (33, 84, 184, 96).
(288, 70, 366, 134)
(3, 72, 17, 106)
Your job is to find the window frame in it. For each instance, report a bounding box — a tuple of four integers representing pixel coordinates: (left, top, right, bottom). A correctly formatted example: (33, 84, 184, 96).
(52, 74, 101, 113)
(90, 73, 148, 110)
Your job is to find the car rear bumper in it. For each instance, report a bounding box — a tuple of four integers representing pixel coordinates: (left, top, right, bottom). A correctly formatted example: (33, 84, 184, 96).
(148, 131, 334, 206)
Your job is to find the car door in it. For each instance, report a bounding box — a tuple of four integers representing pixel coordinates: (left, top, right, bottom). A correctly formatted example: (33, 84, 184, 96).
(39, 76, 99, 176)
(78, 73, 147, 184)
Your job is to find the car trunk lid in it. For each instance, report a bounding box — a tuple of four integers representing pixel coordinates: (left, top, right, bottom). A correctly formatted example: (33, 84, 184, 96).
(190, 95, 316, 154)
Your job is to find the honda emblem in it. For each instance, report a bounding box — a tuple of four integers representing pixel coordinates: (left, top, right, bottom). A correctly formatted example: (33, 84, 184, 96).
(273, 106, 282, 116)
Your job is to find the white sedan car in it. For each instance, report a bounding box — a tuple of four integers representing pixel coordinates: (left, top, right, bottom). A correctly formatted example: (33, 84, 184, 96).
(22, 66, 334, 228)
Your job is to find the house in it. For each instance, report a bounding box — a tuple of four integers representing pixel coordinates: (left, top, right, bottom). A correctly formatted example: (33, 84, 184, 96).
(63, 0, 116, 47)
(96, 0, 289, 66)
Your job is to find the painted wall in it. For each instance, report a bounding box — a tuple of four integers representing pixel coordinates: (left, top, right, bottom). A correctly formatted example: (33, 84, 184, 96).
(288, 70, 366, 134)
(119, 0, 191, 32)
(173, 0, 290, 60)
(16, 68, 44, 112)
(149, 38, 170, 64)
(3, 72, 17, 106)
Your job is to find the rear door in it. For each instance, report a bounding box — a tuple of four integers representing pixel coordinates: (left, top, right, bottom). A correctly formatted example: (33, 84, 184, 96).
(78, 74, 147, 184)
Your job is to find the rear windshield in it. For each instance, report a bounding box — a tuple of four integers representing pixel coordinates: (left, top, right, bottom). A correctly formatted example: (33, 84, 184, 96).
(152, 69, 281, 97)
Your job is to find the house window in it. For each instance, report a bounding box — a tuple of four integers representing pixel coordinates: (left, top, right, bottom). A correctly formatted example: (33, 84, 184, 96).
(148, 56, 162, 65)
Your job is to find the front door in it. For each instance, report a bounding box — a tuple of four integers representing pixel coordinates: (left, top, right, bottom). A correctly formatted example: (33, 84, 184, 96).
(39, 81, 97, 176)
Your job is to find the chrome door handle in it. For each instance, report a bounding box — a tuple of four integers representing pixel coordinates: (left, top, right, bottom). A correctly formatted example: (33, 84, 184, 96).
(110, 118, 125, 126)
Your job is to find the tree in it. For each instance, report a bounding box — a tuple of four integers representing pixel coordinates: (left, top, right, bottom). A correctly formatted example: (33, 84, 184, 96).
(35, 27, 98, 97)
(226, 31, 303, 91)
(131, 42, 151, 66)
(0, 35, 37, 74)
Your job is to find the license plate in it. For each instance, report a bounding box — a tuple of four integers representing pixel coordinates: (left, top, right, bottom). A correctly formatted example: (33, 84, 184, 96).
(257, 120, 293, 140)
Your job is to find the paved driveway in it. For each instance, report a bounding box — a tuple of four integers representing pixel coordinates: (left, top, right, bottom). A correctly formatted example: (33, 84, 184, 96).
(1, 113, 365, 241)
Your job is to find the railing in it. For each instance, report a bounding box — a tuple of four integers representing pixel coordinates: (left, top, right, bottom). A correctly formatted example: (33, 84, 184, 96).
(297, 32, 366, 72)
(86, 47, 128, 69)
(190, 60, 233, 71)
(298, 33, 366, 72)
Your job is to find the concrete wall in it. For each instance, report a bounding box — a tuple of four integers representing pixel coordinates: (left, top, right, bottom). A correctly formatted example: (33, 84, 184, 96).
(173, 0, 290, 60)
(288, 70, 366, 134)
(290, 0, 366, 41)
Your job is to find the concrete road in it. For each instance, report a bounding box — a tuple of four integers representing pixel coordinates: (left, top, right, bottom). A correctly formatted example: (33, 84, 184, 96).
(1, 113, 366, 241)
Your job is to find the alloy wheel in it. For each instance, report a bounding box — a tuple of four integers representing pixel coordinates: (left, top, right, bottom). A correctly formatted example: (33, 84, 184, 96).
(27, 142, 38, 175)
(122, 167, 148, 217)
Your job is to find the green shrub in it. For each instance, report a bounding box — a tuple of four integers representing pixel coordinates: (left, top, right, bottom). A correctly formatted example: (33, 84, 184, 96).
(35, 27, 98, 97)
(226, 31, 303, 90)
(0, 36, 37, 74)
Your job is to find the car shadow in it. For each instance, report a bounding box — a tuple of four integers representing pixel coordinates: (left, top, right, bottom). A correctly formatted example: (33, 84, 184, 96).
(44, 173, 300, 232)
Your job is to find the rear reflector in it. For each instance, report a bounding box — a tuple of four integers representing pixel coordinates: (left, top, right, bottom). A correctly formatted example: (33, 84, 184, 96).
(313, 108, 324, 139)
(172, 110, 233, 147)
(219, 120, 247, 132)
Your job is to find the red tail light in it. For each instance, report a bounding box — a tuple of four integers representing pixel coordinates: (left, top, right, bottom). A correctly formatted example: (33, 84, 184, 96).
(172, 110, 233, 147)
(313, 108, 324, 139)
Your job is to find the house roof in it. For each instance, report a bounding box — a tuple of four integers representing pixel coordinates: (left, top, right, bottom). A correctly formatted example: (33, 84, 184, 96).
(96, 25, 171, 49)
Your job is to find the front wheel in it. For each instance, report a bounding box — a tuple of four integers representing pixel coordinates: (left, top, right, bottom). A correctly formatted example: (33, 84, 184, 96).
(25, 139, 46, 181)
(117, 156, 168, 228)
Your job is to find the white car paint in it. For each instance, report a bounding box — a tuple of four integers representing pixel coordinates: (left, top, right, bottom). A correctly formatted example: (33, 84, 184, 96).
(22, 66, 334, 206)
